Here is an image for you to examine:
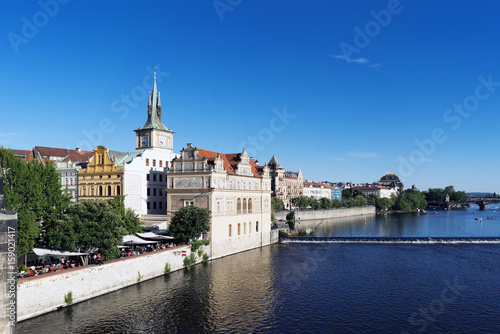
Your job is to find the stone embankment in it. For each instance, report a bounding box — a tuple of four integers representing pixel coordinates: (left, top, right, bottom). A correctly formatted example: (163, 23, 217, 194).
(274, 206, 375, 221)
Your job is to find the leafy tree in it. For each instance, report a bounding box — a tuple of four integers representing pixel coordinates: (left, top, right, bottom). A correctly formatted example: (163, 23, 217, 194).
(271, 211, 276, 222)
(320, 197, 333, 209)
(355, 196, 367, 207)
(286, 211, 295, 230)
(366, 195, 378, 206)
(342, 189, 352, 199)
(292, 195, 310, 209)
(271, 198, 284, 211)
(308, 196, 320, 210)
(332, 199, 342, 208)
(0, 148, 71, 256)
(353, 189, 365, 198)
(376, 197, 393, 211)
(44, 200, 128, 260)
(168, 206, 211, 244)
(108, 195, 142, 234)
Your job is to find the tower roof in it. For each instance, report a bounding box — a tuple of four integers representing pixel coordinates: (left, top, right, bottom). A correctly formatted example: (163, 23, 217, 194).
(136, 71, 171, 132)
(268, 155, 283, 170)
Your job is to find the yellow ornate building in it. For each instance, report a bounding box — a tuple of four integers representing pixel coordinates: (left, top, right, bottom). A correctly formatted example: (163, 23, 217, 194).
(78, 146, 125, 200)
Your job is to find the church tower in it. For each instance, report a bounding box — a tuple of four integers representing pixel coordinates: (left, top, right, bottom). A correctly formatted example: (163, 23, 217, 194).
(134, 72, 174, 153)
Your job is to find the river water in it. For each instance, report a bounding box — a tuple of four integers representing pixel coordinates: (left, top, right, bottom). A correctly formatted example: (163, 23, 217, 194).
(19, 206, 500, 333)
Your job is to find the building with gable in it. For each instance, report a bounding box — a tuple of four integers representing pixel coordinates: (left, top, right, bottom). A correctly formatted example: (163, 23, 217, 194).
(78, 73, 177, 220)
(268, 155, 303, 209)
(303, 180, 332, 200)
(166, 143, 272, 259)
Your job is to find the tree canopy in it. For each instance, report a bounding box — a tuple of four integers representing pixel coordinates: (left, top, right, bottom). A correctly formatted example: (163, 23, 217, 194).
(0, 148, 71, 256)
(43, 200, 134, 260)
(271, 198, 284, 211)
(168, 206, 211, 244)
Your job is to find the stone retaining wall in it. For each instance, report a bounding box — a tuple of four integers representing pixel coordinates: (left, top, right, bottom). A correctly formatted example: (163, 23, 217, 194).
(274, 206, 375, 221)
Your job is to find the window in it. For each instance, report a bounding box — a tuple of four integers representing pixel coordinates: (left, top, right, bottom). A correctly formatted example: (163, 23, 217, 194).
(159, 202, 162, 209)
(153, 159, 156, 167)
(238, 223, 241, 235)
(116, 185, 121, 195)
(244, 223, 246, 234)
(248, 199, 253, 213)
(153, 202, 157, 209)
(147, 188, 150, 196)
(83, 186, 86, 196)
(146, 159, 149, 166)
(91, 186, 94, 196)
(227, 201, 233, 212)
(108, 186, 112, 196)
(153, 188, 157, 196)
(237, 198, 241, 214)
(217, 201, 221, 212)
(99, 186, 103, 196)
(147, 174, 150, 181)
(184, 201, 194, 207)
(153, 174, 157, 182)
(147, 202, 150, 209)
(159, 175, 162, 182)
(229, 224, 232, 237)
(159, 160, 163, 168)
(165, 161, 168, 168)
(256, 221, 259, 232)
(243, 198, 247, 213)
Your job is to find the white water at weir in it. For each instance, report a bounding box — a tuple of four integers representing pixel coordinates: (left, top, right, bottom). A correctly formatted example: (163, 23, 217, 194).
(280, 237, 500, 244)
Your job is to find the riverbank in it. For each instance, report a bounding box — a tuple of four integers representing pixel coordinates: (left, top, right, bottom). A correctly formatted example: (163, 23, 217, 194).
(274, 206, 375, 221)
(17, 229, 280, 322)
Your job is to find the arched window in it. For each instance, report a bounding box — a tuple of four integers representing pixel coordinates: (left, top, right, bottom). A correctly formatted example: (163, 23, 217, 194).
(237, 198, 241, 214)
(229, 224, 232, 237)
(238, 223, 241, 235)
(99, 186, 103, 196)
(243, 198, 247, 213)
(116, 185, 121, 196)
(256, 221, 259, 232)
(248, 198, 252, 213)
(108, 186, 112, 196)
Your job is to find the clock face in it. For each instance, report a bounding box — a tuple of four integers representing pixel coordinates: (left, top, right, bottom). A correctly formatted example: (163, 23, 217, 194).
(141, 136, 149, 146)
(159, 136, 166, 147)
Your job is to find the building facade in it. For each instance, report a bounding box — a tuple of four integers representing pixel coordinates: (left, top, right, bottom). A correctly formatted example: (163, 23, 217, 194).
(352, 186, 397, 199)
(303, 181, 332, 200)
(268, 155, 303, 209)
(166, 144, 272, 259)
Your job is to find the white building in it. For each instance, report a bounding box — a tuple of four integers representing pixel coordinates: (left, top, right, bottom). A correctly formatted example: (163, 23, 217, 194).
(303, 180, 332, 200)
(352, 186, 397, 199)
(166, 144, 272, 259)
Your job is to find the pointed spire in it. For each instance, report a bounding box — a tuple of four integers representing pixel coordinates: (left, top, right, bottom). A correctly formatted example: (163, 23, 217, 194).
(136, 67, 170, 132)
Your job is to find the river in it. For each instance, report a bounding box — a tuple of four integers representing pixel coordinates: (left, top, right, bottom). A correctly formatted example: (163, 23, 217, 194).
(18, 205, 500, 333)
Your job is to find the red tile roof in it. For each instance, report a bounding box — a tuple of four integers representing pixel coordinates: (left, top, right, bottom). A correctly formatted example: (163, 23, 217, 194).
(196, 148, 262, 178)
(34, 146, 93, 163)
(9, 149, 34, 161)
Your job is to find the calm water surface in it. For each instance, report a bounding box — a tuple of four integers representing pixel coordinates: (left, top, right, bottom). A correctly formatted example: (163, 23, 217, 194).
(19, 206, 500, 333)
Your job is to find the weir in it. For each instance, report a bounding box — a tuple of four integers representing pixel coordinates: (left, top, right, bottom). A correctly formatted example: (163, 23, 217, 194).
(280, 236, 500, 244)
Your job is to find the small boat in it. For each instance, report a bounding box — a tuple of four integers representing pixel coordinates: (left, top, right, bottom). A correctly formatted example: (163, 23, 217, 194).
(475, 217, 480, 220)
(487, 217, 494, 219)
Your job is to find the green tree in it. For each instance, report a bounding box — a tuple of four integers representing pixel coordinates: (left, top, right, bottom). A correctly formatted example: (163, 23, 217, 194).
(0, 149, 71, 256)
(376, 197, 393, 211)
(320, 197, 333, 209)
(271, 198, 284, 211)
(332, 199, 342, 208)
(308, 196, 320, 210)
(354, 196, 367, 207)
(292, 195, 310, 209)
(44, 200, 128, 260)
(286, 211, 295, 230)
(108, 195, 142, 234)
(168, 206, 211, 244)
(342, 189, 352, 199)
(366, 194, 377, 206)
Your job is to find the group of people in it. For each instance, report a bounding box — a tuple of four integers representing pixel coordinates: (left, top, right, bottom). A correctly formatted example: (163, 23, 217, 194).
(120, 242, 176, 258)
(18, 258, 84, 278)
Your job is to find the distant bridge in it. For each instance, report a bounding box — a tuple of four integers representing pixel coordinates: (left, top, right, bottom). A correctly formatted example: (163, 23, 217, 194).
(427, 198, 500, 210)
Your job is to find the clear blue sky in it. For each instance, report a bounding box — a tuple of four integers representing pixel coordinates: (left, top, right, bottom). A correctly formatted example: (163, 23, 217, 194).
(1, 1, 500, 192)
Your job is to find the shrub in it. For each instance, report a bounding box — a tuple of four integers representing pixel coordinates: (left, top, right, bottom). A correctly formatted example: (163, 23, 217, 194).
(137, 271, 144, 282)
(64, 291, 73, 305)
(164, 262, 171, 274)
(203, 253, 210, 262)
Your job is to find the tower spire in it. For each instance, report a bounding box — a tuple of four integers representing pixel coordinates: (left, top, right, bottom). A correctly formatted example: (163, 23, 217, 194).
(136, 67, 169, 132)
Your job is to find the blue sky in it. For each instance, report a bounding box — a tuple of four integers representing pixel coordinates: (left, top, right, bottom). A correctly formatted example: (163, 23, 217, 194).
(1, 1, 500, 192)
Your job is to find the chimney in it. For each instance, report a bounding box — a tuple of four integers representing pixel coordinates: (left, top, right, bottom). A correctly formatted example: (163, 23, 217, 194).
(76, 147, 81, 152)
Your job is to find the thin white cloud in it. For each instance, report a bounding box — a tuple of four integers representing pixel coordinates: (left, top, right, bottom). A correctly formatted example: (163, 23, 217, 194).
(347, 151, 380, 159)
(330, 54, 369, 64)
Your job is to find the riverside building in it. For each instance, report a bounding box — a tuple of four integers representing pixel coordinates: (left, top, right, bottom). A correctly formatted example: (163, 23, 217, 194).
(166, 144, 273, 258)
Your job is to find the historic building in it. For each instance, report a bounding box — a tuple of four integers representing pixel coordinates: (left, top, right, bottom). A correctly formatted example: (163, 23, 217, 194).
(267, 155, 303, 209)
(303, 180, 332, 200)
(166, 144, 272, 259)
(351, 185, 397, 199)
(379, 173, 403, 189)
(78, 146, 125, 201)
(78, 73, 177, 218)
